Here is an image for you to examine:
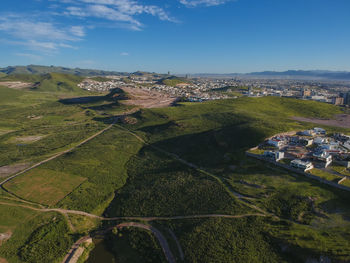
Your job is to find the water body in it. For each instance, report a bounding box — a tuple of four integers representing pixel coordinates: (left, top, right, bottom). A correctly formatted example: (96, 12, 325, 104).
(86, 239, 116, 263)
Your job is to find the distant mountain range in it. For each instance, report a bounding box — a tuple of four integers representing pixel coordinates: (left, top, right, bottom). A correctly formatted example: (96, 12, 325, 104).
(2, 65, 350, 81)
(189, 70, 350, 81)
(0, 65, 128, 76)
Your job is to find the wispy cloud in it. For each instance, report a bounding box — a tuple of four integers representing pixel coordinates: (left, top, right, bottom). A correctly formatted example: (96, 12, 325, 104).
(63, 0, 176, 30)
(15, 52, 42, 61)
(0, 0, 175, 54)
(0, 14, 84, 52)
(179, 0, 232, 7)
(120, 52, 129, 56)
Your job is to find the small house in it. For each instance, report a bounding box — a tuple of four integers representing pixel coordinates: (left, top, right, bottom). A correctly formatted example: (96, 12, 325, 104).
(267, 139, 284, 148)
(291, 159, 314, 171)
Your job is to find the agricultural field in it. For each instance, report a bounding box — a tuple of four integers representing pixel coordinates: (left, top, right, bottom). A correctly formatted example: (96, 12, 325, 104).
(3, 169, 86, 206)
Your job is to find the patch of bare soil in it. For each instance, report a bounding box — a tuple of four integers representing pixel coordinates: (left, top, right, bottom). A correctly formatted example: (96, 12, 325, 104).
(27, 115, 43, 120)
(0, 81, 32, 90)
(0, 231, 12, 246)
(0, 130, 13, 136)
(121, 86, 177, 108)
(0, 163, 30, 178)
(292, 114, 350, 128)
(0, 257, 8, 263)
(13, 135, 46, 143)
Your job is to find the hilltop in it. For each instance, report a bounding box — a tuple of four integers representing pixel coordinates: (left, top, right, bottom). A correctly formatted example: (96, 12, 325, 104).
(159, 76, 192, 87)
(0, 72, 87, 93)
(0, 65, 128, 76)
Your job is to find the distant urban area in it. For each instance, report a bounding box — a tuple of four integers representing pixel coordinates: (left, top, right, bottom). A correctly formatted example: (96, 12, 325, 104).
(78, 73, 350, 105)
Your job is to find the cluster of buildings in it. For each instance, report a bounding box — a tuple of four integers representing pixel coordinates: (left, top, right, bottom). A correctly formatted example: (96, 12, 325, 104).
(77, 74, 350, 104)
(261, 127, 350, 172)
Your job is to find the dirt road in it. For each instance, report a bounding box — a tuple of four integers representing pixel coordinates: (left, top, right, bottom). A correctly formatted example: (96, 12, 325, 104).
(0, 118, 117, 186)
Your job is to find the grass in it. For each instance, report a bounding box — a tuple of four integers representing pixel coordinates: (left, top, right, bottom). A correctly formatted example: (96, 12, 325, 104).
(160, 77, 190, 87)
(2, 91, 350, 262)
(4, 168, 86, 206)
(247, 148, 264, 155)
(109, 96, 350, 261)
(331, 165, 350, 177)
(340, 178, 350, 187)
(41, 126, 144, 213)
(0, 204, 73, 263)
(309, 168, 343, 182)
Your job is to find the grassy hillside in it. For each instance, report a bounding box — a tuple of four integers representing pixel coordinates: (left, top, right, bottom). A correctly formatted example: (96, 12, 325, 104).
(0, 65, 127, 76)
(107, 96, 350, 262)
(160, 76, 191, 87)
(1, 95, 350, 262)
(32, 73, 85, 93)
(0, 72, 86, 93)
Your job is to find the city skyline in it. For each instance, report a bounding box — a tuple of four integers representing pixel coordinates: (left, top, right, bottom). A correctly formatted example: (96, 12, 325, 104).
(0, 0, 350, 73)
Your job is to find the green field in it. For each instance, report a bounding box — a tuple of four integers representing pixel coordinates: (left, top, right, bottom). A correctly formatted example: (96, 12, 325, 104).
(1, 83, 350, 263)
(309, 168, 343, 182)
(4, 169, 86, 206)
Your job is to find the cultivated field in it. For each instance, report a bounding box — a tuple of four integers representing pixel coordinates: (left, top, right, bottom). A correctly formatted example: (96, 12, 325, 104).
(4, 169, 86, 206)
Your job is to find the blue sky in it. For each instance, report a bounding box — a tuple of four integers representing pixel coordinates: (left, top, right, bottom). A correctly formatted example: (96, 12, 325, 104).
(0, 0, 350, 73)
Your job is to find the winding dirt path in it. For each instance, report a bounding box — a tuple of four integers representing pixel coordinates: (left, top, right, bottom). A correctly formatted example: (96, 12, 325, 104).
(0, 119, 117, 187)
(114, 124, 270, 216)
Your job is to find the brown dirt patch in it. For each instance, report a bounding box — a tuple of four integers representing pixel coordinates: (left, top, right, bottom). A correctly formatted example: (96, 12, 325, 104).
(0, 163, 30, 178)
(0, 130, 13, 136)
(0, 231, 12, 246)
(27, 115, 43, 120)
(121, 86, 177, 108)
(12, 135, 46, 143)
(0, 257, 8, 263)
(0, 81, 32, 90)
(292, 114, 350, 129)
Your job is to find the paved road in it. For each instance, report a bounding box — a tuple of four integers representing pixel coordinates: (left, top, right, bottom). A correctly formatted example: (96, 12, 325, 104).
(168, 229, 184, 261)
(117, 222, 176, 263)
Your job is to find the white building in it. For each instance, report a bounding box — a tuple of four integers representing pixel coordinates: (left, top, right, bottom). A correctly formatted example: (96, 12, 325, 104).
(267, 139, 284, 148)
(313, 127, 326, 135)
(264, 151, 285, 161)
(291, 159, 314, 171)
(314, 137, 328, 145)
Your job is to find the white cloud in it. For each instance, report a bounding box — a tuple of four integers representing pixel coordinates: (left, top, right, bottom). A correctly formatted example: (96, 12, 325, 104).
(15, 53, 42, 61)
(120, 52, 129, 56)
(63, 0, 175, 30)
(0, 15, 83, 52)
(179, 0, 232, 7)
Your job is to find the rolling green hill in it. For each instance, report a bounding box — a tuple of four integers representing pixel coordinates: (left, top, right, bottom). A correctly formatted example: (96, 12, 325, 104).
(1, 73, 86, 93)
(159, 76, 191, 86)
(32, 73, 85, 93)
(1, 93, 350, 263)
(0, 65, 128, 76)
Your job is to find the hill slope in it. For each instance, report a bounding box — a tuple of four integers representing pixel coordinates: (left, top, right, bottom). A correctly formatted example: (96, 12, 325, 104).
(0, 65, 127, 76)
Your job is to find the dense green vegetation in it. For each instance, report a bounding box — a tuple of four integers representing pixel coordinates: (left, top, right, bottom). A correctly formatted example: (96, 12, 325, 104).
(167, 217, 284, 263)
(2, 86, 350, 263)
(106, 96, 350, 261)
(103, 227, 165, 263)
(105, 146, 250, 217)
(19, 216, 73, 263)
(42, 126, 143, 213)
